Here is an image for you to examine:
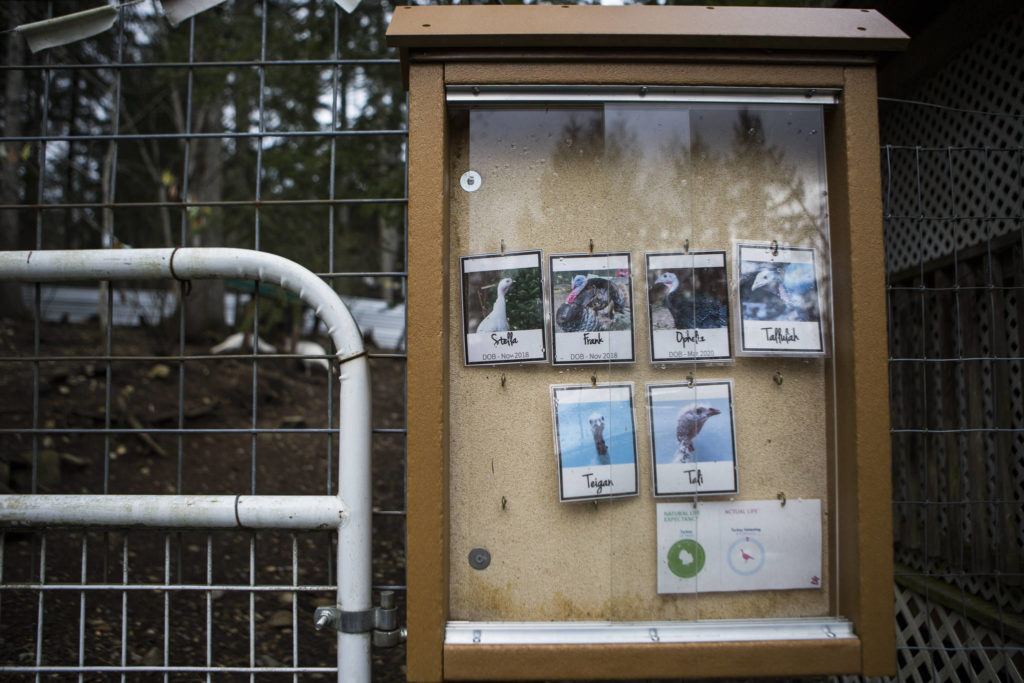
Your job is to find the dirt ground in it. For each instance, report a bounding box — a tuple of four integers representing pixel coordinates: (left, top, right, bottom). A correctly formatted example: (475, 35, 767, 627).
(0, 316, 407, 681)
(0, 317, 851, 683)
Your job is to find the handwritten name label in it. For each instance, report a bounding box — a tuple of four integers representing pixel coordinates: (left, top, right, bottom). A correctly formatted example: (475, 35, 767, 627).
(582, 332, 605, 345)
(583, 472, 613, 494)
(685, 468, 704, 485)
(490, 332, 519, 347)
(675, 330, 706, 347)
(761, 327, 800, 343)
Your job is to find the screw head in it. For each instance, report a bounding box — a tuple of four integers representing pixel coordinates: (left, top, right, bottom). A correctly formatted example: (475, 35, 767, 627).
(468, 547, 491, 570)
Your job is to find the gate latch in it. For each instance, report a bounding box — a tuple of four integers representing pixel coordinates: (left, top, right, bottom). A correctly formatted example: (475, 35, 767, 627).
(313, 590, 405, 648)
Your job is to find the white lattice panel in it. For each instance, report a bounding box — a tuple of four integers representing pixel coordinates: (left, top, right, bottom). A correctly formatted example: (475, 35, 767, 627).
(880, 7, 1024, 273)
(832, 584, 1023, 683)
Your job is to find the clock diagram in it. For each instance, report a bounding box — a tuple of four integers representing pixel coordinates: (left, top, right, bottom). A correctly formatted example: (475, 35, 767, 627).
(727, 536, 765, 576)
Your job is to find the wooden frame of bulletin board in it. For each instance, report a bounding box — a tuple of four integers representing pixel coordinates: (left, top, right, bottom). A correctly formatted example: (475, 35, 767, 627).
(388, 7, 908, 682)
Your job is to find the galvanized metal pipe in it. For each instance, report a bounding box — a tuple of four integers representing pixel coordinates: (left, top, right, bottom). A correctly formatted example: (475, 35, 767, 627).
(0, 248, 373, 683)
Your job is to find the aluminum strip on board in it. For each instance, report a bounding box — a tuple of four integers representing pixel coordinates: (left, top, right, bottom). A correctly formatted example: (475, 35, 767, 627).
(445, 618, 855, 645)
(446, 85, 840, 106)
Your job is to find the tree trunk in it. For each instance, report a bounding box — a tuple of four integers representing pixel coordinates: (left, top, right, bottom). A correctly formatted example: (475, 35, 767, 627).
(183, 106, 226, 337)
(98, 139, 115, 329)
(0, 4, 26, 316)
(379, 212, 400, 306)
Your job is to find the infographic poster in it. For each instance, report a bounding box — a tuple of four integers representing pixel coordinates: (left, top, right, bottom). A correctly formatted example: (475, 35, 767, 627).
(657, 499, 822, 594)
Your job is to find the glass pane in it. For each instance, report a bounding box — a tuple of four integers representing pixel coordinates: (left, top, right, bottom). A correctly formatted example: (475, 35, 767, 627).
(447, 101, 834, 624)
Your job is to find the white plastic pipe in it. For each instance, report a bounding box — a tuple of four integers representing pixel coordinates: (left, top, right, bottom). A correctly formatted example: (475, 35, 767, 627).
(0, 248, 366, 362)
(0, 494, 346, 529)
(0, 248, 373, 683)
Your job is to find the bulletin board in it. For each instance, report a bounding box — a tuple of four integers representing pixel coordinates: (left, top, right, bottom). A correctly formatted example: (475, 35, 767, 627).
(446, 101, 834, 623)
(390, 5, 907, 681)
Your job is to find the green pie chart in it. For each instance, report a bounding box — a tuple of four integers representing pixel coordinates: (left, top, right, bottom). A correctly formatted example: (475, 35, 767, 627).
(667, 539, 706, 579)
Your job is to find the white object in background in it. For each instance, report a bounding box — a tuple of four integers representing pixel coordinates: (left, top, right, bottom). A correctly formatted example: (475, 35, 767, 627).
(289, 339, 330, 374)
(19, 285, 179, 326)
(334, 0, 363, 14)
(159, 0, 228, 26)
(367, 303, 406, 351)
(14, 4, 118, 53)
(209, 331, 277, 355)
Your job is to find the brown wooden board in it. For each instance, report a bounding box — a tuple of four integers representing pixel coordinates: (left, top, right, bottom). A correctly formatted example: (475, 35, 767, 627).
(388, 5, 908, 52)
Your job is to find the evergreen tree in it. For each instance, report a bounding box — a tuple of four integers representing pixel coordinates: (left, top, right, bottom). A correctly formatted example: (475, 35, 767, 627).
(1, 0, 406, 333)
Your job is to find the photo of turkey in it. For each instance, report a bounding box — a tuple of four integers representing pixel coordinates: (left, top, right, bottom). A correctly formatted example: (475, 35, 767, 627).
(474, 277, 514, 333)
(555, 273, 630, 333)
(747, 262, 819, 321)
(650, 271, 728, 330)
(740, 259, 820, 323)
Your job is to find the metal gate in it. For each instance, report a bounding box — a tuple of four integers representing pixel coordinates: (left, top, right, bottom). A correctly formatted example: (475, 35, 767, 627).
(0, 247, 385, 681)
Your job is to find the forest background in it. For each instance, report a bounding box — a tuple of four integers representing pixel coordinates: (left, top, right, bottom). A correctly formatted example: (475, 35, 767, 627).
(0, 0, 834, 338)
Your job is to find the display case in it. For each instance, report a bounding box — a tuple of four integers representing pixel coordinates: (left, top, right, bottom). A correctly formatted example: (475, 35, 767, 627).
(388, 6, 907, 681)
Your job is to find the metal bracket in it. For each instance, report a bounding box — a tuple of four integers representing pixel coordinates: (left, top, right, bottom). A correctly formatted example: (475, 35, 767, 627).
(313, 590, 405, 648)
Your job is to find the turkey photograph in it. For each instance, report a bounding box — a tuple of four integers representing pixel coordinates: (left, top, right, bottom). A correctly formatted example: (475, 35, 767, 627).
(551, 383, 639, 502)
(549, 252, 636, 364)
(460, 251, 547, 364)
(735, 243, 826, 355)
(645, 251, 732, 362)
(647, 380, 738, 497)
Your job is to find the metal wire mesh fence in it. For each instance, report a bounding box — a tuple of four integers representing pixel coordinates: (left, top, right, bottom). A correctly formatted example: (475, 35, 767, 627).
(1, 1, 407, 680)
(869, 7, 1024, 677)
(874, 108, 1023, 683)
